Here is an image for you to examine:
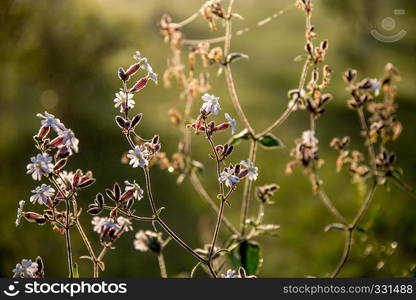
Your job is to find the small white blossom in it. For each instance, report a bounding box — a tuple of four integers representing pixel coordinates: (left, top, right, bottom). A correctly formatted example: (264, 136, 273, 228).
(287, 89, 306, 111)
(26, 153, 54, 181)
(12, 259, 38, 278)
(15, 200, 25, 226)
(134, 230, 150, 252)
(134, 230, 163, 252)
(124, 180, 144, 200)
(225, 113, 237, 134)
(91, 217, 120, 234)
(114, 91, 135, 113)
(201, 93, 221, 115)
(240, 160, 258, 181)
(61, 129, 79, 154)
(301, 130, 318, 146)
(30, 184, 55, 205)
(220, 269, 239, 278)
(219, 168, 239, 187)
(369, 78, 381, 96)
(127, 145, 149, 168)
(117, 217, 133, 232)
(133, 51, 158, 84)
(36, 112, 66, 132)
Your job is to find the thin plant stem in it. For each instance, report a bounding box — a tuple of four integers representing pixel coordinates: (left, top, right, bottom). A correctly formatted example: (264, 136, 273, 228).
(142, 167, 207, 263)
(175, 11, 199, 28)
(157, 252, 168, 278)
(240, 140, 258, 235)
(331, 229, 353, 278)
(332, 181, 377, 277)
(64, 199, 74, 278)
(351, 180, 377, 228)
(315, 186, 347, 224)
(256, 59, 309, 138)
(357, 108, 376, 167)
(71, 199, 99, 278)
(190, 171, 239, 235)
(391, 175, 416, 200)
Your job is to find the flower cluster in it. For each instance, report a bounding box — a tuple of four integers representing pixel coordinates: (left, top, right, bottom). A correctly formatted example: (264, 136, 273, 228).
(92, 216, 133, 242)
(12, 257, 44, 278)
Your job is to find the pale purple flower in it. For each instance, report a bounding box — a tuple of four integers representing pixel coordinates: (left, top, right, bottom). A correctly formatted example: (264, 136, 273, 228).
(12, 259, 38, 278)
(124, 180, 144, 200)
(61, 129, 79, 154)
(225, 113, 237, 134)
(91, 217, 120, 234)
(36, 112, 66, 132)
(369, 78, 381, 96)
(201, 93, 221, 115)
(15, 200, 25, 226)
(127, 145, 149, 168)
(219, 168, 239, 187)
(240, 160, 258, 181)
(220, 269, 239, 278)
(30, 184, 55, 205)
(26, 153, 53, 181)
(133, 51, 158, 84)
(114, 91, 135, 113)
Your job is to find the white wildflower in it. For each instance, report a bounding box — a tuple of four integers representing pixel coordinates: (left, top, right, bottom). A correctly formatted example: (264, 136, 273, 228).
(12, 259, 38, 278)
(201, 93, 221, 115)
(127, 145, 149, 168)
(124, 180, 144, 200)
(114, 91, 135, 113)
(225, 113, 237, 134)
(240, 160, 258, 181)
(26, 153, 53, 181)
(219, 168, 239, 187)
(36, 112, 66, 132)
(30, 184, 55, 205)
(15, 200, 25, 226)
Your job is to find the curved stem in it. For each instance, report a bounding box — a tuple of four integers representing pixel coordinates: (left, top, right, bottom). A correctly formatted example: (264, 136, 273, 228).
(142, 168, 207, 263)
(391, 175, 416, 200)
(331, 229, 353, 278)
(256, 59, 309, 138)
(240, 140, 258, 235)
(351, 181, 377, 228)
(190, 172, 239, 235)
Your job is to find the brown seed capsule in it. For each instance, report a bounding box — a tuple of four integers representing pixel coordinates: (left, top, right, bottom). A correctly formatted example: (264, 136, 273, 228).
(53, 159, 67, 172)
(118, 67, 128, 81)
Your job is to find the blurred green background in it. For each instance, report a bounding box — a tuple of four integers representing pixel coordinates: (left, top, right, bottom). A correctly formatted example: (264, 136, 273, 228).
(1, 0, 415, 278)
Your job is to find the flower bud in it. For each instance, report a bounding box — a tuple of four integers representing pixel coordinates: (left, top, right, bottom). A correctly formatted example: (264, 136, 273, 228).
(214, 122, 230, 132)
(36, 125, 50, 140)
(50, 136, 64, 148)
(115, 116, 127, 129)
(118, 67, 128, 81)
(53, 159, 67, 172)
(125, 63, 141, 77)
(130, 77, 148, 93)
(131, 113, 143, 129)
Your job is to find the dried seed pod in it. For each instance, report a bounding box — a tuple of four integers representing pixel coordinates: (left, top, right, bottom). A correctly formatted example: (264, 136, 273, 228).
(131, 113, 143, 129)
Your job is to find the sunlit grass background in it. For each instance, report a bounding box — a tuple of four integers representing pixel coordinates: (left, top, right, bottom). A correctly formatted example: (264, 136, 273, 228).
(1, 0, 415, 277)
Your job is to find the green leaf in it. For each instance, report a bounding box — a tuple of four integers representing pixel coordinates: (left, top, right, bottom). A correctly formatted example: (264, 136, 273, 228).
(238, 240, 262, 275)
(258, 134, 284, 149)
(324, 223, 346, 232)
(226, 52, 249, 65)
(72, 263, 79, 278)
(227, 128, 252, 145)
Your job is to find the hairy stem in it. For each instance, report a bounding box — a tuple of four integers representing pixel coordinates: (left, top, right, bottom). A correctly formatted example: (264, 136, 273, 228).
(190, 172, 239, 235)
(158, 252, 168, 278)
(64, 199, 74, 278)
(240, 140, 258, 235)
